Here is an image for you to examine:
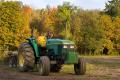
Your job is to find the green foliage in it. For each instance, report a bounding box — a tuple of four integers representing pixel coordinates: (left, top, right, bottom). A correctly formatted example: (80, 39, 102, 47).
(76, 10, 104, 53)
(57, 2, 74, 39)
(105, 0, 120, 17)
(71, 9, 82, 43)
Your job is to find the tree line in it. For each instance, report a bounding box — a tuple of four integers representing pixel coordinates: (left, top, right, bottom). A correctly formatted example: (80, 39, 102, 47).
(0, 0, 120, 55)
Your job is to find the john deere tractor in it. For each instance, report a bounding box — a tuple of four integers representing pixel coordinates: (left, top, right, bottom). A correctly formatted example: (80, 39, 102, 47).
(18, 36, 86, 76)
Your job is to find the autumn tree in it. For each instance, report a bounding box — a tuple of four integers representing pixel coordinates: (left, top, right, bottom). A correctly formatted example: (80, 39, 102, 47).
(98, 14, 114, 53)
(0, 1, 31, 51)
(22, 6, 32, 38)
(112, 17, 120, 43)
(112, 17, 120, 52)
(42, 7, 57, 35)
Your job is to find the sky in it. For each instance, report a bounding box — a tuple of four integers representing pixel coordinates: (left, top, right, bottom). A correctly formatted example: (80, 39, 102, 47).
(6, 0, 110, 10)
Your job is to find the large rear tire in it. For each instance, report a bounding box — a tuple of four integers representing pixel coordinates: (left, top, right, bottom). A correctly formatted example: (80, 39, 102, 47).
(38, 56, 50, 76)
(18, 43, 35, 72)
(74, 57, 86, 75)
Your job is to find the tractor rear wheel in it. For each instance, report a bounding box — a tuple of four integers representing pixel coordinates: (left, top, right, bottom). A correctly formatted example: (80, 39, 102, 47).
(38, 56, 50, 76)
(74, 57, 86, 75)
(18, 43, 35, 72)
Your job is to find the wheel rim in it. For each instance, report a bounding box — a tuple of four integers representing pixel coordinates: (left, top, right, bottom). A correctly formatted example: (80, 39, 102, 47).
(18, 53, 24, 67)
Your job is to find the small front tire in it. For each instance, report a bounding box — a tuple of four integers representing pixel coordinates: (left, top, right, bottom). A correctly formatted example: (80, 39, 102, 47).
(38, 56, 50, 76)
(74, 58, 86, 75)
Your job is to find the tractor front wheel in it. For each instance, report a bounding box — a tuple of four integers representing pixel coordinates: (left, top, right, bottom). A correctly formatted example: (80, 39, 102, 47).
(38, 56, 50, 76)
(74, 58, 86, 75)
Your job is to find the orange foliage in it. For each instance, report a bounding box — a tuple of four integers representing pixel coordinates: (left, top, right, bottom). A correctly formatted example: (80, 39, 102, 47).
(23, 6, 32, 14)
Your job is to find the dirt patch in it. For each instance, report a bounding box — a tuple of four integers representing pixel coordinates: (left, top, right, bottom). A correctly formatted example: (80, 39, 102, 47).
(0, 57, 120, 80)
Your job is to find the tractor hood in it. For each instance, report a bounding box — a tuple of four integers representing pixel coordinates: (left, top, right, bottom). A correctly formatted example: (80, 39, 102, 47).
(47, 39, 75, 45)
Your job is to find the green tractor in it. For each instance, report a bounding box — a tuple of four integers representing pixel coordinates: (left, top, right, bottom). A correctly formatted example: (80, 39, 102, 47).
(18, 36, 86, 76)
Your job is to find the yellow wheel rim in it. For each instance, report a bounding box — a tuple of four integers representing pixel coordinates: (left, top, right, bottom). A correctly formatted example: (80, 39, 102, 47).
(18, 53, 24, 67)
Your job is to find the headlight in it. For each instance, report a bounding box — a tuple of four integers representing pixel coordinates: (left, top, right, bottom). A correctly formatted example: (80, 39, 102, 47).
(63, 45, 67, 48)
(70, 46, 74, 48)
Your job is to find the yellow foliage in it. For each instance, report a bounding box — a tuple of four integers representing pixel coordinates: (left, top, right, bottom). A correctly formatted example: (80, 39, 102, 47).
(113, 17, 120, 40)
(99, 15, 113, 39)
